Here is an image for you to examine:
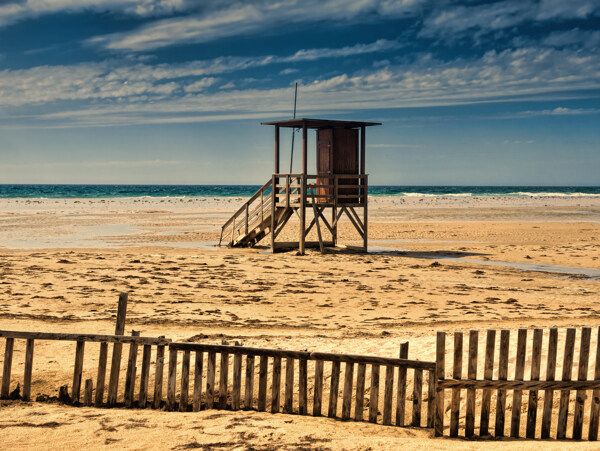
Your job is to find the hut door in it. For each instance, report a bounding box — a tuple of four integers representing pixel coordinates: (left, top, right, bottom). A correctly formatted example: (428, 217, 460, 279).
(333, 128, 359, 203)
(316, 129, 333, 203)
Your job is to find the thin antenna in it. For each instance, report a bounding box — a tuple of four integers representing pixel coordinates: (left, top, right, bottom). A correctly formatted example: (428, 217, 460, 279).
(289, 82, 298, 173)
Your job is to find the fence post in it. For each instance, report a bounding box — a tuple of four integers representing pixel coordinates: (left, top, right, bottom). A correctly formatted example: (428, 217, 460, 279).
(396, 342, 409, 426)
(434, 332, 445, 437)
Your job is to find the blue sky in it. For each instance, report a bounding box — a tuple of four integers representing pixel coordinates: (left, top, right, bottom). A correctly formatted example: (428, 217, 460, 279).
(0, 0, 599, 185)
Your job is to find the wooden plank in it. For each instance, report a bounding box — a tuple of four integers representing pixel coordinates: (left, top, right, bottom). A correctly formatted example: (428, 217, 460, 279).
(328, 361, 341, 418)
(427, 370, 436, 428)
(465, 330, 478, 437)
(369, 364, 380, 423)
(257, 355, 268, 411)
(541, 328, 558, 439)
(167, 347, 177, 411)
(342, 362, 354, 420)
(115, 292, 128, 335)
(244, 355, 255, 410)
(153, 344, 165, 409)
(434, 332, 446, 437)
(589, 326, 600, 440)
(271, 356, 282, 413)
(72, 340, 85, 404)
(355, 363, 366, 421)
(84, 379, 93, 406)
(450, 332, 463, 437)
(557, 328, 576, 439)
(298, 359, 308, 415)
(0, 330, 167, 345)
(219, 352, 229, 409)
(480, 329, 496, 437)
(193, 351, 203, 412)
(232, 353, 242, 410)
(284, 357, 294, 413)
(124, 330, 140, 408)
(396, 342, 409, 426)
(439, 379, 600, 390)
(526, 328, 543, 438)
(495, 329, 510, 437)
(412, 368, 423, 427)
(107, 342, 123, 407)
(313, 360, 324, 416)
(95, 342, 108, 407)
(138, 344, 151, 408)
(510, 329, 527, 438)
(206, 351, 216, 409)
(573, 327, 591, 439)
(179, 350, 190, 412)
(22, 338, 34, 402)
(383, 365, 394, 425)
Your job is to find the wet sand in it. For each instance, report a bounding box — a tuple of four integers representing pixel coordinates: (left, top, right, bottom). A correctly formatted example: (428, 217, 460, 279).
(0, 195, 599, 449)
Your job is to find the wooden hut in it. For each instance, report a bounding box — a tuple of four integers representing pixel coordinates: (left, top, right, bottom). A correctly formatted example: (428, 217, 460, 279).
(219, 118, 381, 254)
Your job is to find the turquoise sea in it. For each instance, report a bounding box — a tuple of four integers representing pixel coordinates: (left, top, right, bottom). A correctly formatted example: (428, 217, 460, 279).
(0, 185, 599, 199)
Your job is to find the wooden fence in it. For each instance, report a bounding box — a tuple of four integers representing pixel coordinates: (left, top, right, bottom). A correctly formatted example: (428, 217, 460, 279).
(166, 341, 436, 426)
(435, 327, 600, 441)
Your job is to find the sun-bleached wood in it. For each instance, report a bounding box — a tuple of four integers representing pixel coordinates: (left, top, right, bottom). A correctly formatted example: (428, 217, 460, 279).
(328, 361, 341, 418)
(257, 355, 268, 411)
(589, 327, 600, 440)
(526, 329, 543, 438)
(179, 350, 190, 412)
(573, 327, 591, 439)
(271, 356, 282, 413)
(23, 338, 34, 402)
(219, 352, 229, 409)
(342, 362, 354, 420)
(369, 364, 380, 423)
(541, 328, 558, 439)
(206, 351, 216, 409)
(383, 365, 394, 425)
(232, 353, 242, 410)
(284, 357, 294, 413)
(396, 342, 409, 426)
(557, 328, 576, 439)
(153, 344, 165, 409)
(495, 330, 510, 437)
(124, 330, 140, 407)
(167, 347, 177, 411)
(313, 360, 324, 416)
(71, 341, 85, 404)
(510, 329, 527, 438)
(193, 351, 203, 412)
(298, 359, 308, 415)
(412, 368, 423, 427)
(450, 332, 463, 437)
(434, 332, 446, 437)
(244, 355, 255, 410)
(138, 344, 151, 408)
(479, 329, 496, 437)
(355, 363, 366, 421)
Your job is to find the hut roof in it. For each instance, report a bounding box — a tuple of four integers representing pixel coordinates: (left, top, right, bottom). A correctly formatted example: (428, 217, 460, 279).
(261, 118, 381, 129)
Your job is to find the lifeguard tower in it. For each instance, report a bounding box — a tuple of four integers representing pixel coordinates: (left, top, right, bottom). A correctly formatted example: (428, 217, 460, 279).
(219, 118, 381, 254)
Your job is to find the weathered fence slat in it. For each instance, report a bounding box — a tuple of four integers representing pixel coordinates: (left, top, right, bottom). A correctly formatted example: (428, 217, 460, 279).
(526, 328, 543, 438)
(84, 379, 93, 406)
(510, 329, 527, 438)
(138, 344, 151, 408)
(232, 353, 242, 410)
(180, 350, 190, 412)
(167, 347, 177, 410)
(396, 342, 409, 426)
(257, 355, 268, 411)
(413, 368, 423, 427)
(589, 326, 600, 441)
(557, 328, 576, 439)
(23, 338, 34, 401)
(495, 330, 510, 437)
(434, 332, 446, 437)
(313, 360, 324, 416)
(153, 344, 165, 409)
(465, 330, 478, 437)
(124, 330, 140, 407)
(427, 369, 436, 428)
(95, 342, 108, 406)
(355, 362, 366, 421)
(573, 327, 591, 439)
(342, 362, 354, 420)
(206, 351, 216, 409)
(1, 337, 14, 398)
(107, 342, 123, 407)
(284, 357, 294, 413)
(480, 329, 496, 436)
(450, 332, 463, 437)
(271, 356, 281, 413)
(193, 351, 203, 412)
(329, 361, 341, 418)
(244, 355, 255, 410)
(72, 340, 85, 404)
(299, 359, 308, 415)
(541, 328, 558, 439)
(383, 365, 394, 425)
(369, 364, 380, 423)
(220, 352, 229, 409)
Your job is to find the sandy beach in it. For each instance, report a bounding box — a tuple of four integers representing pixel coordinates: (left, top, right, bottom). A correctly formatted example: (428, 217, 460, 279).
(1, 195, 599, 449)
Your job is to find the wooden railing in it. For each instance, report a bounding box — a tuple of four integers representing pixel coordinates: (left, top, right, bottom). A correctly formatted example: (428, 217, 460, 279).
(272, 174, 367, 207)
(435, 327, 600, 441)
(165, 341, 436, 427)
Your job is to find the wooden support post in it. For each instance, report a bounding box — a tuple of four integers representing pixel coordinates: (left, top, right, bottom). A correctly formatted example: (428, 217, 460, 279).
(434, 332, 446, 437)
(179, 350, 190, 412)
(299, 359, 308, 415)
(302, 123, 307, 175)
(138, 344, 151, 408)
(270, 175, 276, 253)
(107, 292, 128, 406)
(257, 356, 268, 411)
(541, 328, 558, 439)
(396, 342, 409, 426)
(495, 330, 510, 437)
(557, 328, 576, 439)
(342, 362, 354, 420)
(313, 360, 324, 416)
(124, 330, 140, 407)
(232, 353, 242, 410)
(526, 329, 543, 438)
(84, 379, 93, 406)
(480, 330, 496, 436)
(573, 327, 591, 439)
(510, 329, 527, 438)
(271, 356, 281, 413)
(206, 351, 216, 409)
(363, 175, 368, 251)
(284, 357, 294, 413)
(219, 352, 229, 409)
(299, 175, 306, 255)
(360, 126, 366, 176)
(193, 351, 203, 412)
(275, 125, 280, 174)
(450, 332, 462, 437)
(465, 330, 478, 437)
(383, 365, 394, 425)
(23, 338, 34, 401)
(332, 175, 338, 246)
(369, 364, 380, 423)
(167, 347, 177, 411)
(244, 355, 255, 410)
(72, 340, 85, 404)
(355, 363, 366, 421)
(95, 342, 108, 406)
(153, 344, 165, 409)
(115, 292, 128, 335)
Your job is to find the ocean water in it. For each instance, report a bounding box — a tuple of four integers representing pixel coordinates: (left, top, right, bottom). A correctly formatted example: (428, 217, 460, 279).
(0, 184, 599, 199)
